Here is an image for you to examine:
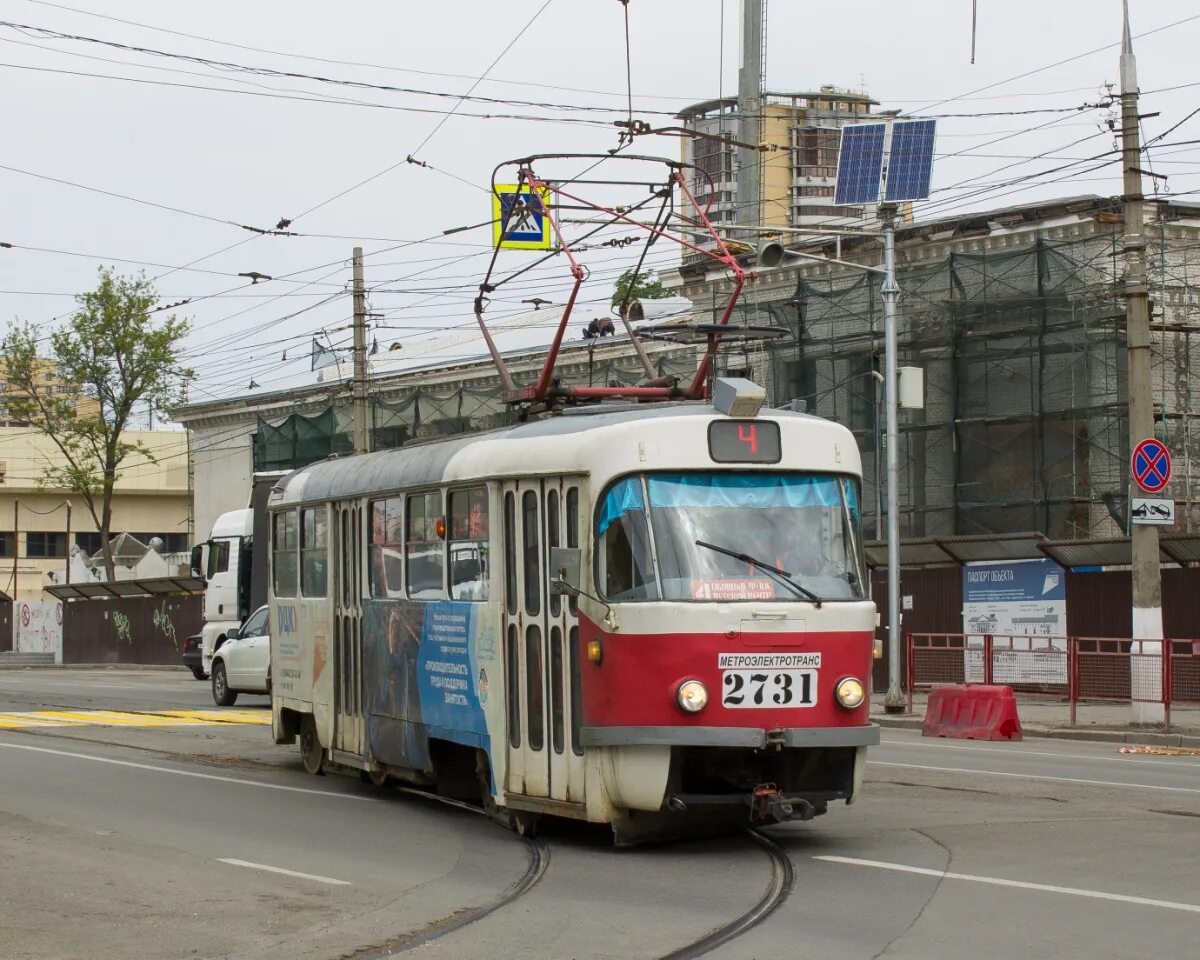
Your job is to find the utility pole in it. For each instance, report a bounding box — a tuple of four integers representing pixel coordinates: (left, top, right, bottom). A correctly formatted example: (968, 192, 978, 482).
(64, 501, 71, 588)
(183, 376, 194, 547)
(880, 204, 904, 713)
(736, 0, 763, 238)
(12, 500, 18, 604)
(351, 247, 370, 456)
(1120, 1, 1164, 724)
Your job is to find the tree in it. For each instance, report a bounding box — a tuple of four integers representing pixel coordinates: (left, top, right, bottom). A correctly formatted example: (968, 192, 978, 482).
(611, 267, 670, 308)
(3, 269, 192, 580)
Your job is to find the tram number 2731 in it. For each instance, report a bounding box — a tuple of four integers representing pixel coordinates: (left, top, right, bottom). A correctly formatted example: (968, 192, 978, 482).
(721, 669, 817, 708)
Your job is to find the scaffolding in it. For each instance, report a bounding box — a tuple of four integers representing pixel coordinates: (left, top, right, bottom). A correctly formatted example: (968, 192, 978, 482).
(695, 200, 1200, 541)
(252, 349, 703, 472)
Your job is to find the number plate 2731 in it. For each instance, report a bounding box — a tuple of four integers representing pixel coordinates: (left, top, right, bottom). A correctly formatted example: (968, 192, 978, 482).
(721, 669, 816, 708)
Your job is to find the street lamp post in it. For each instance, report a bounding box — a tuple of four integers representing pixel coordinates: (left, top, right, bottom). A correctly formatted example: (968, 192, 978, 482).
(718, 217, 907, 710)
(880, 204, 905, 713)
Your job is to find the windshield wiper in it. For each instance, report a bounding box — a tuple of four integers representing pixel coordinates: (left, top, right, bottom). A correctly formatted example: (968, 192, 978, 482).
(694, 539, 823, 607)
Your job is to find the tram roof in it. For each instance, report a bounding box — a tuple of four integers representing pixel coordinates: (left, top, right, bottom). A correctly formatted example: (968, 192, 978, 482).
(269, 403, 857, 507)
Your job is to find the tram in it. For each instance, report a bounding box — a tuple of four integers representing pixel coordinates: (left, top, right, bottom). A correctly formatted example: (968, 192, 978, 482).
(268, 387, 879, 841)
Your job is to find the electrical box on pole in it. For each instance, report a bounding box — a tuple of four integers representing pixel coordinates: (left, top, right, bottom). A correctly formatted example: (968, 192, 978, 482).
(898, 366, 925, 410)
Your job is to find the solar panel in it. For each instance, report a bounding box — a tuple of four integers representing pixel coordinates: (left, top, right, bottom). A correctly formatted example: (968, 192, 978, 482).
(884, 119, 937, 202)
(833, 123, 886, 205)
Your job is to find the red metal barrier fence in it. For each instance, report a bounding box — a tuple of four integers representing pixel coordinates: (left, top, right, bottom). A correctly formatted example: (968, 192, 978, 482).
(908, 633, 1200, 731)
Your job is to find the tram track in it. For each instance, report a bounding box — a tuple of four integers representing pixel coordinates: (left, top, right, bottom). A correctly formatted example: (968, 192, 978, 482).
(346, 834, 549, 958)
(342, 787, 550, 958)
(657, 829, 795, 960)
(345, 785, 792, 959)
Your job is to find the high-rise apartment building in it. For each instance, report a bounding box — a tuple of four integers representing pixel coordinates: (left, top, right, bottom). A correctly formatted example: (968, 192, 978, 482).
(678, 86, 886, 244)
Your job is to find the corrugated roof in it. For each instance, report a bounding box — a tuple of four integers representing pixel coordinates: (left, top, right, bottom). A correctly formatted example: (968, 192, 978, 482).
(45, 576, 205, 601)
(866, 532, 1200, 570)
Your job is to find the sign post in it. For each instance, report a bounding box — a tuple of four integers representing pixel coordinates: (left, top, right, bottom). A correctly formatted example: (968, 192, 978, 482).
(1129, 436, 1170, 723)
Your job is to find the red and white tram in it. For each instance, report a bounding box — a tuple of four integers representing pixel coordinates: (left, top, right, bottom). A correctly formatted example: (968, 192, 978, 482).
(269, 395, 878, 841)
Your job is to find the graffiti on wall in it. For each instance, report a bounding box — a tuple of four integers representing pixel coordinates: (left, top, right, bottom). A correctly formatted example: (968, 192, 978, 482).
(112, 611, 132, 645)
(152, 602, 178, 650)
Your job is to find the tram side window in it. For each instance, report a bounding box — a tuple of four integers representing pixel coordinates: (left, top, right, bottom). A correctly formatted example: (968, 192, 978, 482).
(506, 623, 520, 748)
(449, 486, 489, 601)
(522, 490, 540, 616)
(407, 491, 446, 599)
(569, 625, 583, 756)
(300, 506, 328, 598)
(547, 489, 561, 617)
(526, 625, 544, 751)
(272, 510, 298, 598)
(369, 497, 404, 598)
(566, 486, 579, 616)
(597, 477, 657, 601)
(550, 625, 564, 754)
(503, 493, 517, 616)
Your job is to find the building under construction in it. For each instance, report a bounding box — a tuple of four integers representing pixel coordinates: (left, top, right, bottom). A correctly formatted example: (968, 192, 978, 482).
(675, 195, 1200, 541)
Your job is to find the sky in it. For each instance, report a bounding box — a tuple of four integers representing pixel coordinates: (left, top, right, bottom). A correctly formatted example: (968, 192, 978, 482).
(2, 0, 1198, 414)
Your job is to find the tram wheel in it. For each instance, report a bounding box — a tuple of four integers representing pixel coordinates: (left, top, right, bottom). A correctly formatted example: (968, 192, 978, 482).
(367, 767, 389, 787)
(512, 811, 539, 838)
(299, 716, 325, 776)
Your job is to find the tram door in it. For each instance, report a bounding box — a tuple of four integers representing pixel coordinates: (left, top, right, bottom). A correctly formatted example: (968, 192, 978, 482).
(544, 478, 586, 803)
(333, 500, 365, 755)
(502, 478, 585, 803)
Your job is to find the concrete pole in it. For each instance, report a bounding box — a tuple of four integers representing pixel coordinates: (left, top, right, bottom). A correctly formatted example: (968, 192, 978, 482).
(12, 500, 17, 605)
(351, 247, 370, 456)
(1120, 2, 1165, 724)
(881, 205, 905, 712)
(64, 501, 71, 588)
(736, 0, 763, 238)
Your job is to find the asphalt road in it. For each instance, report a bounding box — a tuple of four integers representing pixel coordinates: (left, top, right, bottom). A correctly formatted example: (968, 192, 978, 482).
(0, 667, 245, 712)
(1, 670, 1198, 960)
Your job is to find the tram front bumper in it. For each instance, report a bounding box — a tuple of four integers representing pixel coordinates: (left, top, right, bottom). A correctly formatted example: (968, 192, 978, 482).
(580, 724, 880, 749)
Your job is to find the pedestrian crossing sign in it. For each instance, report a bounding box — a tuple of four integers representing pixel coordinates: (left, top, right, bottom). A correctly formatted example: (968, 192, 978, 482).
(493, 183, 552, 250)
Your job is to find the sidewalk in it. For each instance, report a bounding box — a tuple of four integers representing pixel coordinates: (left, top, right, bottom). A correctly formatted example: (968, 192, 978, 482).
(0, 660, 187, 671)
(873, 692, 1200, 748)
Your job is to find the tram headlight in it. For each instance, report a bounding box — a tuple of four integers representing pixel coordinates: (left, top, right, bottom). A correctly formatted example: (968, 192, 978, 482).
(676, 679, 708, 713)
(835, 676, 866, 710)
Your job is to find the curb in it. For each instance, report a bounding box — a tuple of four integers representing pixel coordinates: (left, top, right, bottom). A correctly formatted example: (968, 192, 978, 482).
(0, 663, 188, 672)
(873, 714, 1200, 749)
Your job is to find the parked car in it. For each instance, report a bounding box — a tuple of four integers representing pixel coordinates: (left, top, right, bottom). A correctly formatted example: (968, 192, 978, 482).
(182, 634, 206, 680)
(211, 604, 270, 706)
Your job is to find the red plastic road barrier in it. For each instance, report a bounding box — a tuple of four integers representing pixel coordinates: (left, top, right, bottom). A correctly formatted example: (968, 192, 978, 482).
(921, 684, 1023, 741)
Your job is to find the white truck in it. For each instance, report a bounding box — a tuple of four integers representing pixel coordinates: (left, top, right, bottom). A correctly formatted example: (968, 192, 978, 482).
(188, 508, 254, 680)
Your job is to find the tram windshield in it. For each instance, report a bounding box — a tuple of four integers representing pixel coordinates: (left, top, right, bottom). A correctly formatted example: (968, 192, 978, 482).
(597, 472, 865, 603)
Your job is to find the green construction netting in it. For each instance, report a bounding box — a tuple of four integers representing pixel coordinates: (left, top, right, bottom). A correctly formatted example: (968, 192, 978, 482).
(252, 351, 701, 471)
(727, 233, 1145, 541)
(255, 406, 353, 472)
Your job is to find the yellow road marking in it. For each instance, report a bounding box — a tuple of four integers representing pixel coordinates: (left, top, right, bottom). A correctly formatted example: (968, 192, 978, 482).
(0, 709, 270, 729)
(162, 709, 269, 725)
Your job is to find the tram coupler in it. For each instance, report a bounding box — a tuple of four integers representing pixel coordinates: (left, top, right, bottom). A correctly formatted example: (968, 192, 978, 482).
(750, 783, 816, 823)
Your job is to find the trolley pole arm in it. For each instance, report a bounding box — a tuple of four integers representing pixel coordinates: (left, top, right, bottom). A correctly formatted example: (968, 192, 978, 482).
(523, 170, 585, 401)
(673, 171, 745, 399)
(473, 294, 516, 395)
(615, 191, 675, 381)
